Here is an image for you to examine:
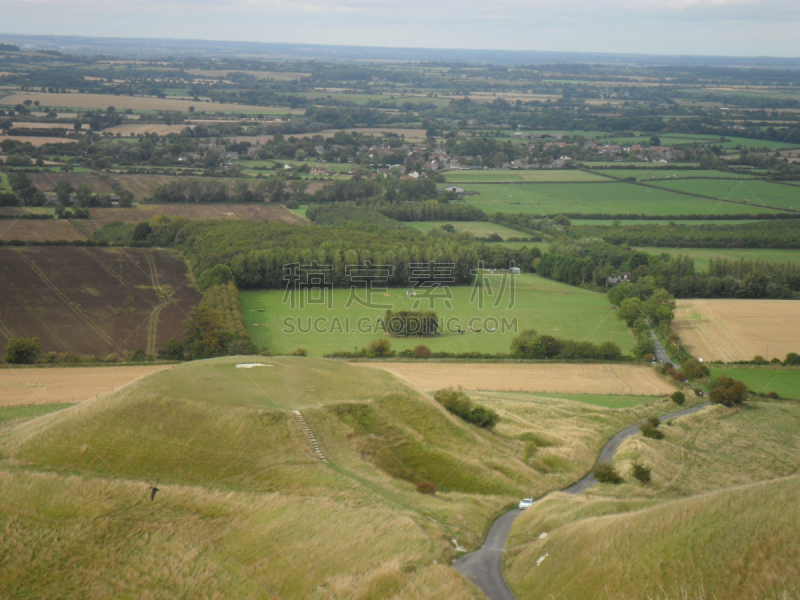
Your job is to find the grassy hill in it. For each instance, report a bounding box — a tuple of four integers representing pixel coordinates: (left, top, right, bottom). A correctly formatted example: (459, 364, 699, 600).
(504, 477, 800, 599)
(504, 399, 800, 599)
(2, 357, 573, 599)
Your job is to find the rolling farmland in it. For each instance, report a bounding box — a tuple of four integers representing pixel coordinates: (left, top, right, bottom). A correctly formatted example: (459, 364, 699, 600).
(0, 219, 86, 242)
(673, 299, 800, 362)
(241, 274, 635, 357)
(0, 92, 304, 115)
(458, 182, 772, 216)
(0, 247, 201, 357)
(363, 363, 674, 396)
(649, 178, 800, 211)
(0, 365, 171, 406)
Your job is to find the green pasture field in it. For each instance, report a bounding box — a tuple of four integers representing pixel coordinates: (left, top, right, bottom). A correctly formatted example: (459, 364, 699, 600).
(528, 393, 658, 409)
(408, 221, 527, 239)
(637, 247, 800, 272)
(289, 205, 309, 219)
(240, 274, 633, 357)
(571, 219, 766, 226)
(0, 171, 8, 191)
(709, 366, 800, 399)
(444, 170, 608, 183)
(718, 136, 800, 150)
(649, 178, 800, 211)
(488, 241, 552, 253)
(593, 169, 753, 181)
(582, 161, 699, 168)
(458, 182, 771, 216)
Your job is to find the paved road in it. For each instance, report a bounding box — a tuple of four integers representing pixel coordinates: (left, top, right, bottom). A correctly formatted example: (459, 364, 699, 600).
(647, 320, 676, 368)
(453, 402, 710, 599)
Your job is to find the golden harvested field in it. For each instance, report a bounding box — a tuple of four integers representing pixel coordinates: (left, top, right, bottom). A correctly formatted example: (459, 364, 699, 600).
(0, 365, 170, 406)
(0, 219, 85, 242)
(103, 123, 194, 136)
(360, 363, 674, 395)
(673, 299, 800, 362)
(0, 92, 303, 114)
(0, 135, 77, 146)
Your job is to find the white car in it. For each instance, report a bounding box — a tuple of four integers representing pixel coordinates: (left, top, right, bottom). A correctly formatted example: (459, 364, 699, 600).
(518, 498, 534, 510)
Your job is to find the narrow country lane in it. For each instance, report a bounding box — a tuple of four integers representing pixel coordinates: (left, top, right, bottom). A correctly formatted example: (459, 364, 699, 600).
(453, 402, 710, 599)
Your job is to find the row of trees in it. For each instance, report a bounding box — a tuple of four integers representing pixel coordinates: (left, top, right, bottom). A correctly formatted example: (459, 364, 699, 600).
(537, 239, 799, 299)
(510, 329, 623, 361)
(92, 218, 538, 290)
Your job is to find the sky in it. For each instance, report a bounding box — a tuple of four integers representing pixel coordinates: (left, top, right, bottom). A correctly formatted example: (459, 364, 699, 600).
(1, 0, 799, 57)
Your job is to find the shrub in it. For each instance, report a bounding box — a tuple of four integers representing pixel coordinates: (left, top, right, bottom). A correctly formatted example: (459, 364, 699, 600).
(767, 391, 780, 399)
(291, 347, 308, 357)
(631, 462, 652, 484)
(3, 337, 42, 364)
(671, 391, 686, 405)
(641, 421, 665, 440)
(434, 388, 499, 430)
(366, 338, 394, 358)
(382, 310, 439, 337)
(784, 352, 800, 366)
(710, 376, 749, 407)
(681, 358, 710, 379)
(129, 349, 150, 363)
(412, 344, 432, 358)
(416, 481, 436, 495)
(594, 462, 622, 484)
(159, 339, 185, 361)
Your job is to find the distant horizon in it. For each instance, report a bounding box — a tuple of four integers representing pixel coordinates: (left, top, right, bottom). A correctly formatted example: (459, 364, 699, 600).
(2, 33, 799, 67)
(0, 1, 797, 60)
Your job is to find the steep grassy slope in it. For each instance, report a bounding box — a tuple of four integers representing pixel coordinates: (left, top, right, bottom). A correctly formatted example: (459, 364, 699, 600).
(0, 357, 546, 598)
(504, 399, 800, 599)
(505, 477, 800, 599)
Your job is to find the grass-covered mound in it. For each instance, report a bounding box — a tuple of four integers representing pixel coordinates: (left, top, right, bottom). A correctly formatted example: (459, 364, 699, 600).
(0, 357, 554, 598)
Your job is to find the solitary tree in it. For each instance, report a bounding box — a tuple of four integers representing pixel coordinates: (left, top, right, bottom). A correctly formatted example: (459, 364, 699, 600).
(3, 337, 42, 364)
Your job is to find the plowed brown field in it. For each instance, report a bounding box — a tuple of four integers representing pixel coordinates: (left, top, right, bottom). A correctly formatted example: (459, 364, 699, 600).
(0, 365, 170, 406)
(673, 299, 800, 362)
(0, 247, 201, 356)
(0, 219, 86, 242)
(360, 363, 674, 395)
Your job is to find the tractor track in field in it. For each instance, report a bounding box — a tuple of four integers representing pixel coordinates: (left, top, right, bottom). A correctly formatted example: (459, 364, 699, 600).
(144, 252, 166, 357)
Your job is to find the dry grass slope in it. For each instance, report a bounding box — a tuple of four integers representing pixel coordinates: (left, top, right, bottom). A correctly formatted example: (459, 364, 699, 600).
(505, 477, 800, 600)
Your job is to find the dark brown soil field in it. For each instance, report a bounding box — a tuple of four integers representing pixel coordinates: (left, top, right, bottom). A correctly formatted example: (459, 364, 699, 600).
(0, 220, 86, 242)
(86, 203, 304, 227)
(0, 247, 201, 357)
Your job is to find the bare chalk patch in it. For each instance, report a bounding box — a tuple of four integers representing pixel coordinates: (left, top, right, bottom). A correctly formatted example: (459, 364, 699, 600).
(235, 363, 273, 369)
